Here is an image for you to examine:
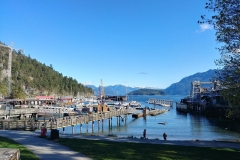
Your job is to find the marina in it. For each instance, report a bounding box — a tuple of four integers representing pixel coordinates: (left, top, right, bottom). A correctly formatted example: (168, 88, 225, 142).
(49, 95, 240, 141)
(0, 95, 240, 141)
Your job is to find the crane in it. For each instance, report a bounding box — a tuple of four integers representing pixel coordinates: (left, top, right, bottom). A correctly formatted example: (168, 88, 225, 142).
(0, 43, 23, 98)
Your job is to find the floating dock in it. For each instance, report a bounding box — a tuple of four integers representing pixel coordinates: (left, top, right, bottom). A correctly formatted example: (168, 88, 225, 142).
(132, 108, 168, 118)
(147, 99, 173, 107)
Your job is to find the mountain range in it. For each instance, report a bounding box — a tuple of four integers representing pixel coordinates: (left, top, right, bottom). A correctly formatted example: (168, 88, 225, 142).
(87, 69, 217, 96)
(86, 85, 144, 96)
(164, 69, 216, 95)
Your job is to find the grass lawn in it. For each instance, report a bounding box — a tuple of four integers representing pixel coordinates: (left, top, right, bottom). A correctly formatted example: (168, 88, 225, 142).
(0, 136, 39, 160)
(57, 138, 240, 160)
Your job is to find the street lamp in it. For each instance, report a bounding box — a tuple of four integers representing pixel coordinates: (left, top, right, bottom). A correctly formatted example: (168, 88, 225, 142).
(0, 43, 24, 98)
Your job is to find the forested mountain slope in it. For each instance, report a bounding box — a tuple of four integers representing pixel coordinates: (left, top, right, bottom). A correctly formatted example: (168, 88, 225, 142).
(0, 42, 93, 98)
(128, 89, 167, 95)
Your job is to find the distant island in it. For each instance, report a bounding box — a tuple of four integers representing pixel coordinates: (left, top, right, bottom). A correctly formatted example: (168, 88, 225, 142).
(127, 89, 167, 95)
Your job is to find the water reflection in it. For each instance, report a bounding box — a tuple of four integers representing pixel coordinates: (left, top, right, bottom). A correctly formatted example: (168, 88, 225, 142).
(58, 95, 240, 140)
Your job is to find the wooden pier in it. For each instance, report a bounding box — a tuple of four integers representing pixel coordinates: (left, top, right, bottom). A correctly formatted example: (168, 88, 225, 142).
(0, 109, 129, 133)
(0, 108, 38, 119)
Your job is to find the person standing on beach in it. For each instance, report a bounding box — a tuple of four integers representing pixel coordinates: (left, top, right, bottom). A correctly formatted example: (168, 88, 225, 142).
(163, 133, 167, 140)
(143, 129, 146, 139)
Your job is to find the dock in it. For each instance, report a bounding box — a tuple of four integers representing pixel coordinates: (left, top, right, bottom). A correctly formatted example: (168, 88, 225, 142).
(132, 108, 168, 118)
(149, 109, 167, 116)
(147, 99, 173, 107)
(0, 108, 37, 119)
(0, 109, 129, 133)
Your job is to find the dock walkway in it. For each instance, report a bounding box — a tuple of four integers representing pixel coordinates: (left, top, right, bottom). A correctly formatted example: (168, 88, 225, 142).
(0, 109, 129, 131)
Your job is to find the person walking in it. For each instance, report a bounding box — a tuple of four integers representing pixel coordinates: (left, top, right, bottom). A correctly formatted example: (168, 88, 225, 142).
(163, 133, 167, 140)
(143, 129, 146, 139)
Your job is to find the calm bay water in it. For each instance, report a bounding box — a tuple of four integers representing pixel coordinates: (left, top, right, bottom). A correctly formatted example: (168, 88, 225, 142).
(56, 95, 240, 141)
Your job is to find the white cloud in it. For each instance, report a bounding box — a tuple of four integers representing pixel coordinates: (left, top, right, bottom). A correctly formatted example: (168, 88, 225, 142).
(196, 23, 213, 33)
(139, 71, 148, 74)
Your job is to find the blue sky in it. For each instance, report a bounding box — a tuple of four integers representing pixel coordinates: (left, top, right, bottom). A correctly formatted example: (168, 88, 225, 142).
(0, 0, 219, 89)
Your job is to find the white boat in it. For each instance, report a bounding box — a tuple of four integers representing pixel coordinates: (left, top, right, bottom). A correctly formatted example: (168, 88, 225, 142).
(115, 104, 124, 110)
(37, 106, 77, 116)
(129, 101, 141, 107)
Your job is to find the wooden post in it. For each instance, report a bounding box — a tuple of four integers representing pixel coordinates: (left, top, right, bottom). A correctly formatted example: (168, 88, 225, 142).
(72, 125, 74, 134)
(143, 108, 147, 117)
(80, 124, 82, 133)
(24, 120, 27, 130)
(111, 117, 112, 127)
(50, 120, 52, 130)
(32, 121, 34, 130)
(86, 122, 88, 133)
(63, 127, 65, 134)
(102, 119, 104, 130)
(8, 121, 10, 130)
(117, 116, 119, 126)
(92, 121, 94, 133)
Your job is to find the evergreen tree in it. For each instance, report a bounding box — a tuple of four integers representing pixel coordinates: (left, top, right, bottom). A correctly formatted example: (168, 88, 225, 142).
(199, 0, 240, 119)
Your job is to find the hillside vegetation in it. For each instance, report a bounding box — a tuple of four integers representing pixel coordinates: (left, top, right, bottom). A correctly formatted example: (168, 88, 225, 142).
(128, 89, 167, 95)
(0, 42, 93, 98)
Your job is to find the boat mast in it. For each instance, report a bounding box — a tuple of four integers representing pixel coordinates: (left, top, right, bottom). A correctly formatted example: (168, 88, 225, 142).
(126, 86, 128, 101)
(101, 79, 105, 104)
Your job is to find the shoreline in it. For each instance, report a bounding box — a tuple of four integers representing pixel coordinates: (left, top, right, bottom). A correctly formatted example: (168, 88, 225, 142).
(1, 130, 240, 160)
(50, 131, 240, 143)
(58, 133, 240, 150)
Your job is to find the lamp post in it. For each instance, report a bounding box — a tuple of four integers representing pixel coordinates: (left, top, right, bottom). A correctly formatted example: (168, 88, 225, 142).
(0, 43, 24, 98)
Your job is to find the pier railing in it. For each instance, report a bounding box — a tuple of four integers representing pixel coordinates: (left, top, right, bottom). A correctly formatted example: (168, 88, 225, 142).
(0, 109, 38, 116)
(0, 109, 130, 130)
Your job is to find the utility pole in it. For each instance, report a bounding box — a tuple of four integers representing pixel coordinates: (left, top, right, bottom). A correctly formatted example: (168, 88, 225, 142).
(0, 43, 24, 98)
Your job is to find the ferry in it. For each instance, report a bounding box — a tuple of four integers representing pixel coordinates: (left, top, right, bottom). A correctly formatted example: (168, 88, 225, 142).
(176, 81, 227, 113)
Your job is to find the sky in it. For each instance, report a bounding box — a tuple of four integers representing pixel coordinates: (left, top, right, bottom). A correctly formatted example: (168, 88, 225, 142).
(0, 0, 220, 89)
